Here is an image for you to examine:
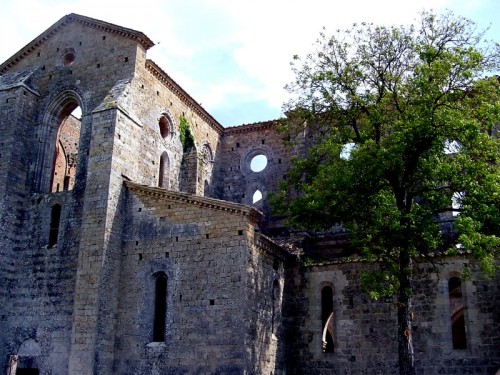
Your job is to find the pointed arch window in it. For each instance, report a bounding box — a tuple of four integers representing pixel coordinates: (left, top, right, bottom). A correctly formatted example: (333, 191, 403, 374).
(448, 277, 467, 349)
(153, 273, 167, 342)
(252, 189, 263, 204)
(50, 104, 82, 192)
(321, 286, 334, 353)
(48, 204, 62, 248)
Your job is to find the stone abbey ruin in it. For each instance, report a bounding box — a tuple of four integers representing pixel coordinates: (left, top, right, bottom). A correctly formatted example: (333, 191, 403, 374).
(0, 13, 498, 375)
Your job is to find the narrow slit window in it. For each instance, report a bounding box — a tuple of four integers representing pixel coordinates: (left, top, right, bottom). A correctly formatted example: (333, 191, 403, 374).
(48, 204, 62, 248)
(272, 279, 280, 334)
(321, 286, 334, 353)
(448, 277, 467, 349)
(153, 273, 167, 342)
(158, 152, 169, 188)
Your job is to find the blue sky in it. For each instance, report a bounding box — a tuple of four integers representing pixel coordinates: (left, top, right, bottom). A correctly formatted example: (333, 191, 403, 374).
(0, 0, 498, 127)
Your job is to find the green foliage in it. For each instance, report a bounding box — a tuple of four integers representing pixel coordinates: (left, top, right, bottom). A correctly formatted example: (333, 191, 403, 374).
(360, 270, 399, 300)
(275, 10, 500, 301)
(179, 115, 195, 152)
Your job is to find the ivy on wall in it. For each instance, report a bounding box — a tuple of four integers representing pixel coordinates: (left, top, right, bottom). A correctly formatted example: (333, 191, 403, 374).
(179, 115, 195, 152)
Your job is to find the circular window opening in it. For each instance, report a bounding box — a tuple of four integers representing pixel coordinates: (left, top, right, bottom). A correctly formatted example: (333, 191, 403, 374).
(250, 154, 267, 172)
(63, 52, 75, 67)
(159, 116, 170, 138)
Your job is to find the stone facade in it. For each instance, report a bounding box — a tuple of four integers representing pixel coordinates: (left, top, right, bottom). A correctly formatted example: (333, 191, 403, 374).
(0, 13, 498, 375)
(284, 259, 500, 374)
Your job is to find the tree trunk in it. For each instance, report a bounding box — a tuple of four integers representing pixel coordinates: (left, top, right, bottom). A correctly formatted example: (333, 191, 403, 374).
(398, 250, 416, 375)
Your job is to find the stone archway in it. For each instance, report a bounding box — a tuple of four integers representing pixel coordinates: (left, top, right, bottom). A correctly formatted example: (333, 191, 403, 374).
(34, 90, 83, 193)
(7, 339, 42, 375)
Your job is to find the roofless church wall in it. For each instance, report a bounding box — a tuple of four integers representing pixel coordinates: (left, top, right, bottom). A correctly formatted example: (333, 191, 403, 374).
(0, 13, 498, 375)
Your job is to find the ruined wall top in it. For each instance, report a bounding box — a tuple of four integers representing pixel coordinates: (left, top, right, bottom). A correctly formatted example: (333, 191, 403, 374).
(0, 13, 154, 74)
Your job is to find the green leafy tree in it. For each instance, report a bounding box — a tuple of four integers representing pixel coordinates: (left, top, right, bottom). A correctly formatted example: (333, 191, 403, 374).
(275, 11, 500, 375)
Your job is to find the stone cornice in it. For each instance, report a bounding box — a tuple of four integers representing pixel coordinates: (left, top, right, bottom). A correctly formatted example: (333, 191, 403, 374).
(124, 180, 262, 223)
(145, 60, 225, 135)
(255, 233, 295, 261)
(0, 13, 154, 74)
(224, 120, 280, 136)
(304, 250, 474, 268)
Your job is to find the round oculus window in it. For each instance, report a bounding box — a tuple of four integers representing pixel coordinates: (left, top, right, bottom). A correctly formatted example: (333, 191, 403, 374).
(250, 154, 267, 172)
(62, 50, 76, 67)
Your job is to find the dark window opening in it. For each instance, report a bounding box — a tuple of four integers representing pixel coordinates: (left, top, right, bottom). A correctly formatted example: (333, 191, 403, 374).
(321, 286, 334, 353)
(159, 116, 171, 138)
(63, 176, 70, 191)
(204, 180, 209, 197)
(273, 259, 279, 271)
(48, 204, 62, 248)
(16, 369, 39, 375)
(448, 277, 467, 349)
(153, 273, 167, 342)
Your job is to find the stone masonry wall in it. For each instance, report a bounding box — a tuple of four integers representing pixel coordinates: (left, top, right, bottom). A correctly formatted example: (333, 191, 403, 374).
(1, 14, 499, 375)
(0, 18, 144, 374)
(0, 82, 81, 375)
(0, 84, 39, 372)
(113, 183, 269, 374)
(129, 60, 223, 194)
(213, 122, 298, 232)
(244, 234, 288, 374)
(284, 257, 500, 374)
